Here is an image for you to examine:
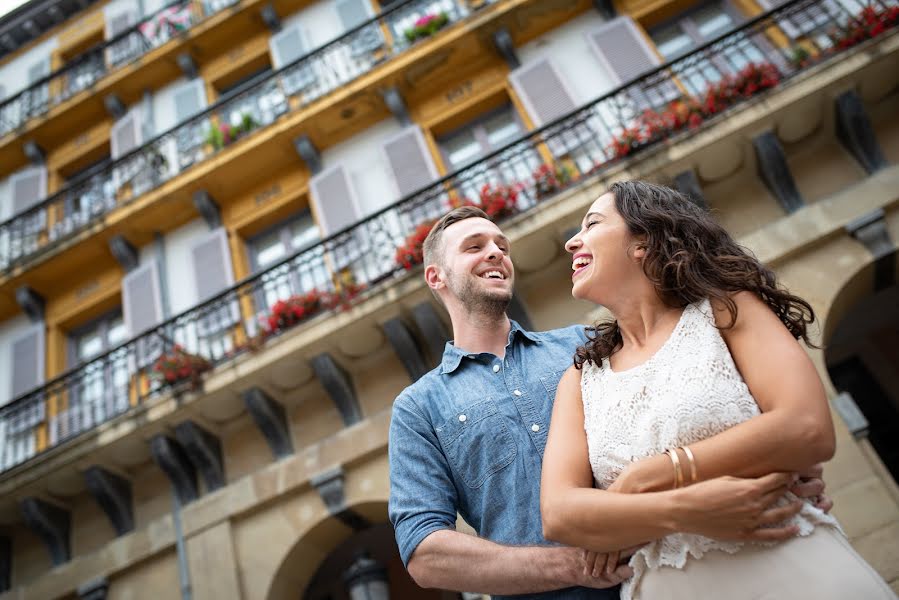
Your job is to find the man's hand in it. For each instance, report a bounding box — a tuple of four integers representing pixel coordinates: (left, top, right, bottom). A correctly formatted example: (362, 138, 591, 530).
(555, 546, 633, 589)
(791, 463, 833, 513)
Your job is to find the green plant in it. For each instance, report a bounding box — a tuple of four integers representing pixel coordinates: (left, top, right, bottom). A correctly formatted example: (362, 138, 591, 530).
(403, 12, 450, 43)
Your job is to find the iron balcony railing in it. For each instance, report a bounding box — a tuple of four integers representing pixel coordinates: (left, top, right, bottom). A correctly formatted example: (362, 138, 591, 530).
(1, 0, 896, 472)
(0, 0, 491, 274)
(0, 0, 240, 141)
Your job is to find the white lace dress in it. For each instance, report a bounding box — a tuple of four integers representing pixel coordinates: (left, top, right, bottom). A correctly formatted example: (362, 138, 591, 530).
(580, 299, 858, 600)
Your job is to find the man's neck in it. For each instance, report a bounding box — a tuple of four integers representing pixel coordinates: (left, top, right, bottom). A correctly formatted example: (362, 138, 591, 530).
(450, 310, 512, 358)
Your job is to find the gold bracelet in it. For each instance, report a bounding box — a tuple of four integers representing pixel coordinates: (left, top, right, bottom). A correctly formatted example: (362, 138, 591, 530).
(666, 448, 684, 489)
(680, 446, 698, 485)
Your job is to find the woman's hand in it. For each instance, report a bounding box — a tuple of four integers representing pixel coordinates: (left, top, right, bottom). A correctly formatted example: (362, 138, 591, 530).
(672, 472, 804, 541)
(608, 454, 673, 494)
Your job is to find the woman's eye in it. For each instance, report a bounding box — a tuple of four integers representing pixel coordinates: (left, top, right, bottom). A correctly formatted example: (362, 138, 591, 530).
(586, 221, 599, 229)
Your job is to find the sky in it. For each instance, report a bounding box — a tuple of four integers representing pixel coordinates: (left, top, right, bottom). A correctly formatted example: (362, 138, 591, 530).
(0, 0, 32, 20)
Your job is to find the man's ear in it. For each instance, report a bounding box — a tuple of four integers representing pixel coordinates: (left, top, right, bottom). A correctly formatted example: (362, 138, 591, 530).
(424, 264, 445, 291)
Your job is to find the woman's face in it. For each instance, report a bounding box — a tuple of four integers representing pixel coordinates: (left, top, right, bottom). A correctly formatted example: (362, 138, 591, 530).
(564, 192, 644, 303)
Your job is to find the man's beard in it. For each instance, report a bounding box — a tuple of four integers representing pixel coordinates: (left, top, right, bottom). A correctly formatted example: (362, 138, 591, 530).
(447, 271, 512, 318)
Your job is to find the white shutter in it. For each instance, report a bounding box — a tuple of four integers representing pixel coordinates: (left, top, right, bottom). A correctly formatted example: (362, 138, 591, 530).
(27, 59, 50, 85)
(105, 9, 140, 65)
(586, 17, 679, 108)
(310, 165, 363, 236)
(111, 108, 143, 159)
(11, 166, 47, 216)
(173, 79, 207, 122)
(509, 59, 578, 127)
(383, 126, 439, 199)
(336, 0, 382, 57)
(10, 325, 45, 399)
(122, 262, 164, 337)
(269, 26, 317, 94)
(191, 228, 239, 336)
(26, 59, 50, 115)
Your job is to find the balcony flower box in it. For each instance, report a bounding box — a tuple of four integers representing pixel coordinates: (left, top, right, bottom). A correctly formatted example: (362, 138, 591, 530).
(205, 112, 259, 152)
(453, 182, 520, 221)
(834, 5, 899, 50)
(532, 163, 577, 199)
(403, 12, 450, 43)
(264, 290, 329, 334)
(152, 345, 212, 388)
(395, 221, 436, 270)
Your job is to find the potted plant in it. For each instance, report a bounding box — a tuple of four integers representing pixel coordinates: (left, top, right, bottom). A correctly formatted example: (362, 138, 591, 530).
(453, 182, 520, 221)
(403, 12, 450, 43)
(152, 345, 212, 388)
(205, 112, 260, 151)
(263, 290, 328, 334)
(532, 163, 576, 199)
(395, 221, 436, 270)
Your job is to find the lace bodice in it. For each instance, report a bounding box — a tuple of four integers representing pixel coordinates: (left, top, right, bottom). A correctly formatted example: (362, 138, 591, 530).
(580, 299, 838, 600)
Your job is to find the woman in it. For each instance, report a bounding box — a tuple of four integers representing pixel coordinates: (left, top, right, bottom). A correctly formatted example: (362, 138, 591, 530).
(540, 181, 895, 599)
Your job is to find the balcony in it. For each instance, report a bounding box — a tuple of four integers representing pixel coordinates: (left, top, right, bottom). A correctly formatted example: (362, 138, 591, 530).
(0, 0, 897, 476)
(0, 0, 503, 287)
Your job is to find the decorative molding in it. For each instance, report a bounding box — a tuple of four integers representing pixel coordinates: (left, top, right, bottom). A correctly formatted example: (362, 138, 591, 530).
(149, 435, 199, 504)
(673, 169, 707, 208)
(14, 286, 44, 322)
(507, 292, 533, 331)
(311, 354, 362, 426)
(832, 391, 869, 439)
(845, 207, 895, 291)
(260, 3, 281, 32)
(77, 576, 109, 600)
(176, 53, 198, 79)
(108, 235, 140, 272)
(23, 140, 45, 164)
(411, 301, 449, 366)
(0, 537, 9, 593)
(84, 466, 133, 536)
(593, 0, 616, 18)
(20, 498, 70, 566)
(103, 94, 126, 119)
(174, 421, 226, 493)
(491, 27, 520, 70)
(382, 317, 428, 382)
(311, 467, 370, 531)
(294, 135, 322, 175)
(380, 87, 411, 126)
(752, 131, 804, 214)
(192, 190, 222, 229)
(835, 90, 888, 174)
(242, 387, 294, 459)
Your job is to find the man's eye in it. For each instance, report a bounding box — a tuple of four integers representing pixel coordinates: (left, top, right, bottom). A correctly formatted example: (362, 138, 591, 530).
(468, 246, 480, 251)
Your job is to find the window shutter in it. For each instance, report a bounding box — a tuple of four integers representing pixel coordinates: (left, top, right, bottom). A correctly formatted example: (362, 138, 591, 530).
(10, 325, 45, 400)
(11, 166, 47, 216)
(106, 10, 140, 65)
(191, 228, 239, 336)
(122, 261, 165, 366)
(383, 126, 439, 199)
(336, 0, 382, 57)
(509, 59, 578, 127)
(587, 17, 679, 108)
(111, 109, 143, 159)
(173, 79, 207, 122)
(27, 59, 50, 85)
(309, 165, 362, 236)
(270, 26, 317, 94)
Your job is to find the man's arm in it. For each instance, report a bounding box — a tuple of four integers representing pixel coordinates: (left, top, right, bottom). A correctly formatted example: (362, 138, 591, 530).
(611, 292, 835, 496)
(388, 393, 626, 594)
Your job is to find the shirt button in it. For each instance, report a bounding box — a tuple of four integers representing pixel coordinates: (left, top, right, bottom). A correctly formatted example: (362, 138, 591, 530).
(531, 424, 540, 432)
(459, 414, 467, 422)
(513, 390, 522, 396)
(492, 364, 500, 373)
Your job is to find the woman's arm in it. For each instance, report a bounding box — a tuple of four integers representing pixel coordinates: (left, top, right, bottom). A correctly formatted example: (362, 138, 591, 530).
(540, 366, 803, 553)
(612, 291, 836, 494)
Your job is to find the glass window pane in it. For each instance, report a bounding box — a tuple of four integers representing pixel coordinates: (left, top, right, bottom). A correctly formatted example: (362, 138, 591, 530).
(693, 5, 735, 41)
(107, 316, 127, 347)
(653, 24, 695, 60)
(77, 332, 104, 361)
(483, 110, 522, 149)
(442, 130, 483, 170)
(290, 216, 320, 252)
(254, 230, 288, 269)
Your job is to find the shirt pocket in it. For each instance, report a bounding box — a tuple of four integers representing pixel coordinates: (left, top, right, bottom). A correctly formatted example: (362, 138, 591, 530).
(436, 399, 517, 489)
(540, 370, 565, 397)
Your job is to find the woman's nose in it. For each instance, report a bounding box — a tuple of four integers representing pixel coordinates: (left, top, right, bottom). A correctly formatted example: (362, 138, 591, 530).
(565, 233, 580, 254)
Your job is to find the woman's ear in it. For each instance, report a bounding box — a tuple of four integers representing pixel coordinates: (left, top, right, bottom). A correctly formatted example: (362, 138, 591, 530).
(630, 236, 648, 260)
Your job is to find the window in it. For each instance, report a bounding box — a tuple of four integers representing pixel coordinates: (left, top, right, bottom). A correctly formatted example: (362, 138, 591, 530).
(52, 155, 116, 242)
(53, 312, 131, 443)
(650, 1, 770, 94)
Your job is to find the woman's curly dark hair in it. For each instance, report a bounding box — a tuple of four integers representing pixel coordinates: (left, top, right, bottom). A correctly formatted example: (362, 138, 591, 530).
(574, 180, 816, 369)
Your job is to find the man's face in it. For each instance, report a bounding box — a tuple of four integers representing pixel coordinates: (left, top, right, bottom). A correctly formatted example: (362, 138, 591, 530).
(435, 217, 514, 315)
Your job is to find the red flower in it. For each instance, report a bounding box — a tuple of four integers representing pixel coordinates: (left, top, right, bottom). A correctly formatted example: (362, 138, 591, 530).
(395, 221, 435, 270)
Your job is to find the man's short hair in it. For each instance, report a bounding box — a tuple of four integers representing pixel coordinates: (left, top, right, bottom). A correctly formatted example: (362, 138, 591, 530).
(422, 206, 490, 268)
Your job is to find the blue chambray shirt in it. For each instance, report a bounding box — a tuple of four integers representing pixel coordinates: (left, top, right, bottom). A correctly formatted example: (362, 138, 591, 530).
(388, 321, 620, 600)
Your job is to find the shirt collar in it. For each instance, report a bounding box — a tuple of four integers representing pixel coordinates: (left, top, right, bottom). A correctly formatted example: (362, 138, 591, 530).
(439, 320, 540, 374)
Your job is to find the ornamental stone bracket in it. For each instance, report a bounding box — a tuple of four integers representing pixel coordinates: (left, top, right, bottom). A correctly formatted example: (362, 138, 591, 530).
(149, 435, 199, 505)
(192, 190, 222, 229)
(311, 466, 371, 531)
(382, 317, 429, 382)
(411, 301, 450, 367)
(492, 27, 520, 70)
(752, 131, 804, 214)
(508, 291, 534, 331)
(381, 87, 411, 126)
(14, 286, 44, 322)
(77, 576, 109, 600)
(845, 207, 896, 291)
(242, 387, 294, 459)
(108, 235, 140, 273)
(673, 169, 707, 208)
(20, 497, 70, 566)
(84, 466, 134, 536)
(294, 135, 322, 175)
(312, 353, 362, 426)
(0, 536, 9, 593)
(835, 90, 888, 175)
(174, 421, 226, 493)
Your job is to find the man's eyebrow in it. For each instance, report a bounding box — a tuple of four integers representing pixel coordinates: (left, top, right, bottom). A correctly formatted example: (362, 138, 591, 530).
(458, 233, 511, 246)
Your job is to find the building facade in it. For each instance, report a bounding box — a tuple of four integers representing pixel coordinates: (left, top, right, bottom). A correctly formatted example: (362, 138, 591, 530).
(0, 0, 897, 597)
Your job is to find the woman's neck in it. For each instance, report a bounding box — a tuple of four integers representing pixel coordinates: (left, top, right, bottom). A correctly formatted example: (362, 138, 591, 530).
(604, 289, 681, 350)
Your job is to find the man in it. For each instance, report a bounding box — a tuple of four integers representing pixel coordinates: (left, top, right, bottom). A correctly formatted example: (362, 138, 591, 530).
(388, 206, 830, 598)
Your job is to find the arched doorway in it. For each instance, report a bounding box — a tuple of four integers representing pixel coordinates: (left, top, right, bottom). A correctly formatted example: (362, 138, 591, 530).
(825, 278, 899, 484)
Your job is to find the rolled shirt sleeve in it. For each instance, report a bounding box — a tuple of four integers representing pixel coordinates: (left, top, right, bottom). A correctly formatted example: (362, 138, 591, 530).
(389, 393, 459, 567)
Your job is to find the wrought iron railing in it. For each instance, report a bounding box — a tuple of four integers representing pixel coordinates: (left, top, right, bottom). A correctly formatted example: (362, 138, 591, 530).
(0, 0, 235, 141)
(0, 0, 490, 274)
(0, 0, 896, 472)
